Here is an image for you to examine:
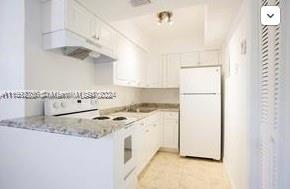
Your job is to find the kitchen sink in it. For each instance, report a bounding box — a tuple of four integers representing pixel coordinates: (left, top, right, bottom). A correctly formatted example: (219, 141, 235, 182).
(126, 108, 157, 113)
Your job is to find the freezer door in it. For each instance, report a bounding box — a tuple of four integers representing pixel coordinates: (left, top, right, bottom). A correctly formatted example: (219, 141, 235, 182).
(180, 94, 221, 160)
(180, 67, 221, 94)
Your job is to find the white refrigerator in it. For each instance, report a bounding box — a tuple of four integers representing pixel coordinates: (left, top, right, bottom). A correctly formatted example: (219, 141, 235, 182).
(180, 66, 221, 160)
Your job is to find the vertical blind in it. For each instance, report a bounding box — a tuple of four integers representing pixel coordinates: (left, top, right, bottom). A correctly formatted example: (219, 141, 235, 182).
(259, 0, 281, 188)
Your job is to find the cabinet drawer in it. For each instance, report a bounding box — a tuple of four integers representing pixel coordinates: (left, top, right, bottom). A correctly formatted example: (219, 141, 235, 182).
(163, 112, 179, 120)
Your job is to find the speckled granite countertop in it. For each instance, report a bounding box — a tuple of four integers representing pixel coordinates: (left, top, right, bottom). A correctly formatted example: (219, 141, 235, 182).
(0, 104, 179, 140)
(100, 103, 179, 115)
(0, 116, 126, 139)
(108, 108, 178, 121)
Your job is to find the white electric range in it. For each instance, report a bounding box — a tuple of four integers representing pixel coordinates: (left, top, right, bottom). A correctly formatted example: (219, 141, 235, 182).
(44, 98, 138, 189)
(44, 98, 136, 124)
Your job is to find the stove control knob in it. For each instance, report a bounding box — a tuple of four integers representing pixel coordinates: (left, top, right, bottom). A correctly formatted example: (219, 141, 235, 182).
(53, 102, 60, 109)
(61, 102, 67, 108)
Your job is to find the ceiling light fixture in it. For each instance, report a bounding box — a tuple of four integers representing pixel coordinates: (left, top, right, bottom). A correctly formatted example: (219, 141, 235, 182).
(157, 11, 173, 25)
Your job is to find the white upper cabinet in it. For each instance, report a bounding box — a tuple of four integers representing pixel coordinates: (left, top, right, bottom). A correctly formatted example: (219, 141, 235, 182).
(164, 54, 181, 88)
(114, 34, 152, 88)
(135, 47, 148, 87)
(98, 22, 116, 54)
(113, 37, 165, 88)
(199, 51, 220, 66)
(180, 52, 200, 67)
(89, 17, 101, 43)
(66, 0, 93, 39)
(146, 55, 163, 88)
(42, 0, 117, 56)
(114, 35, 136, 85)
(180, 51, 220, 67)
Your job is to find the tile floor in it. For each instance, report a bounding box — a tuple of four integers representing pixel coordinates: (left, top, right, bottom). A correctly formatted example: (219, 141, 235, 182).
(138, 152, 231, 189)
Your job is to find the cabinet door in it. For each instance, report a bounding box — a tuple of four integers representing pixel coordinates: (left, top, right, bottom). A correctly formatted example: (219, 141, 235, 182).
(135, 47, 147, 87)
(135, 121, 146, 175)
(152, 113, 162, 152)
(165, 54, 180, 88)
(163, 119, 179, 149)
(162, 112, 179, 149)
(144, 124, 153, 163)
(99, 23, 114, 50)
(181, 52, 200, 67)
(199, 51, 220, 66)
(89, 18, 101, 43)
(136, 113, 162, 175)
(66, 0, 93, 39)
(114, 35, 136, 85)
(146, 55, 163, 88)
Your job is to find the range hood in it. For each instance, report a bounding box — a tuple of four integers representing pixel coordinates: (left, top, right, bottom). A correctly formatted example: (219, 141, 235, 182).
(43, 30, 117, 62)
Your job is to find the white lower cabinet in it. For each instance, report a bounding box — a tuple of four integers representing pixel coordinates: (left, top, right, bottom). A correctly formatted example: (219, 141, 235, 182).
(162, 112, 179, 150)
(136, 113, 161, 175)
(135, 120, 147, 174)
(135, 111, 178, 175)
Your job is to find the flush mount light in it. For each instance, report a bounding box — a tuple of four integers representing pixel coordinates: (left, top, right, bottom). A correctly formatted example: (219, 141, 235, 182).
(157, 11, 173, 25)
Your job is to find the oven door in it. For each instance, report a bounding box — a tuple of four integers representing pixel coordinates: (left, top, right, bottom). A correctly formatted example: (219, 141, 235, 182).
(121, 124, 137, 188)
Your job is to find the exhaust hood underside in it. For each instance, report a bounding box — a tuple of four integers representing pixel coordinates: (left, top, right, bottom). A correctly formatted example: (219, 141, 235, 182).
(43, 30, 117, 62)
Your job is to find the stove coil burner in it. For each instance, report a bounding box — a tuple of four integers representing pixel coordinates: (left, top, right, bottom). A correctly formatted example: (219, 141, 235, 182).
(113, 117, 127, 121)
(93, 116, 110, 120)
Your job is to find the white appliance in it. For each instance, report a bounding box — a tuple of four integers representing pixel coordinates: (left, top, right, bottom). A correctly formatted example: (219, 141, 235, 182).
(44, 98, 136, 124)
(180, 66, 221, 160)
(44, 98, 137, 189)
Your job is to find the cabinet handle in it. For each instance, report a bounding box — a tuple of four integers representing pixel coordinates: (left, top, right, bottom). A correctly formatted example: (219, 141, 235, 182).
(92, 34, 100, 40)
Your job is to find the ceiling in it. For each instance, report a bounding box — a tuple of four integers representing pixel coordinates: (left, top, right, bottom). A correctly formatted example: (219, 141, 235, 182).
(80, 0, 243, 50)
(80, 0, 206, 22)
(131, 5, 205, 42)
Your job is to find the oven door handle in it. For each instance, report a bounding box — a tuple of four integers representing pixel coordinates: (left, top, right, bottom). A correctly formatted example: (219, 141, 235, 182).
(124, 167, 136, 181)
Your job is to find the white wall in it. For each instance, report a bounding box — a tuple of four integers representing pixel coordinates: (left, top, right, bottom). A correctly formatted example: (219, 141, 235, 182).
(151, 38, 205, 55)
(140, 89, 179, 104)
(222, 0, 258, 188)
(111, 22, 206, 55)
(112, 20, 151, 51)
(23, 0, 141, 116)
(0, 0, 26, 120)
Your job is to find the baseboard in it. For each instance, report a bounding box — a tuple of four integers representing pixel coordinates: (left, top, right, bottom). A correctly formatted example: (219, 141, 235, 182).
(158, 147, 179, 153)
